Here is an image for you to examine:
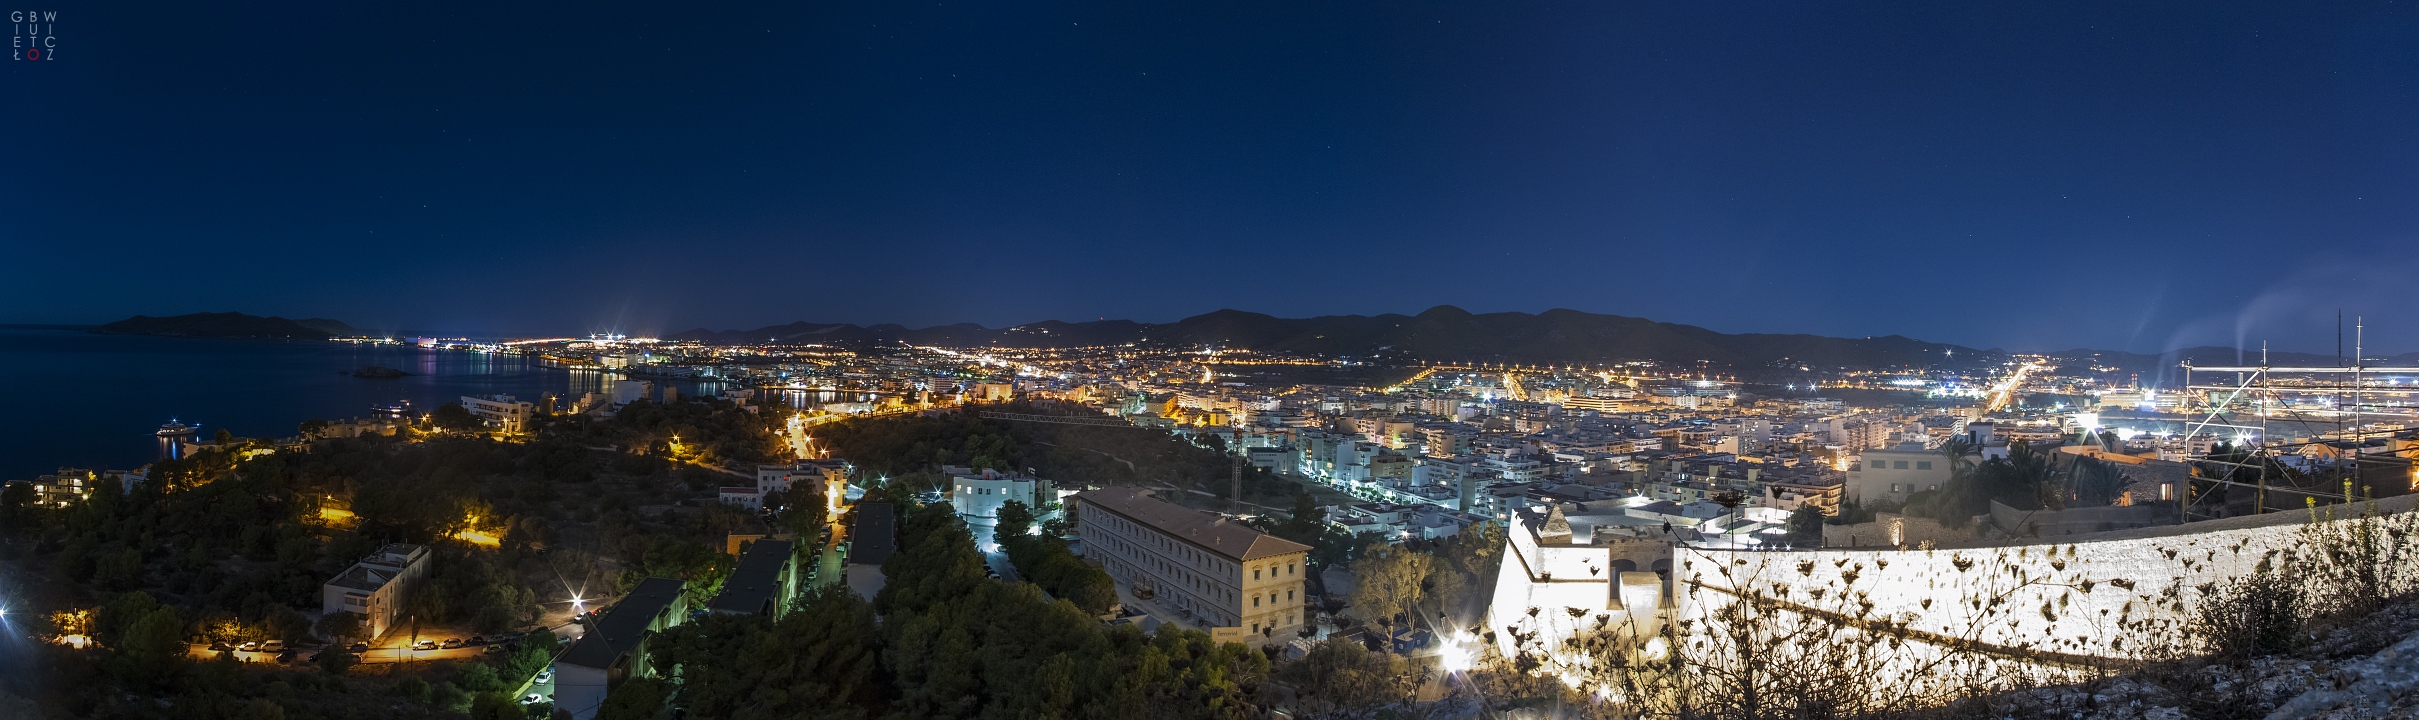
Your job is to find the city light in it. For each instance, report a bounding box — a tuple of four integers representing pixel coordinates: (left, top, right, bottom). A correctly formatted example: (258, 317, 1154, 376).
(1438, 641, 1473, 673)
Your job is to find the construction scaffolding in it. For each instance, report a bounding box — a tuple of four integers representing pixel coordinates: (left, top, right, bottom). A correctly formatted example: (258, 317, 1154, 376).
(2179, 330, 2419, 521)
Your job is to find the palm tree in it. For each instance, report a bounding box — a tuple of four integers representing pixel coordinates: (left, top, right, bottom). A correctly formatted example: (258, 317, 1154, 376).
(1915, 436, 1982, 527)
(1936, 436, 1979, 483)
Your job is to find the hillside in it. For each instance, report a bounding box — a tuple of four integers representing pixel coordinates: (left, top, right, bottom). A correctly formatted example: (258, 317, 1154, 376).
(92, 312, 360, 339)
(674, 306, 1987, 368)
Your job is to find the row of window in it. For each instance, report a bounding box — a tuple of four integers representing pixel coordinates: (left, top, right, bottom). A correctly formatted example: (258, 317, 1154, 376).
(1867, 460, 1934, 470)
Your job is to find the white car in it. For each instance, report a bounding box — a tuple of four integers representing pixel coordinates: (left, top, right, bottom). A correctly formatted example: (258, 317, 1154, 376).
(519, 693, 544, 706)
(237, 641, 262, 652)
(533, 670, 554, 685)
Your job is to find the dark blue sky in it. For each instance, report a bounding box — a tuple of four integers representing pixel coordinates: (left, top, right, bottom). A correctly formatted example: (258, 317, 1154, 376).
(8, 1, 2417, 353)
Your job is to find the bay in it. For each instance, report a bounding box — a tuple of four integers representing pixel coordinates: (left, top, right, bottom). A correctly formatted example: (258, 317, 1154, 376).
(0, 325, 728, 480)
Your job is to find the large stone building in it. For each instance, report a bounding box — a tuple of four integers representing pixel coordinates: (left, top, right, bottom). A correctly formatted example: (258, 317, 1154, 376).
(1074, 488, 1312, 642)
(320, 544, 431, 640)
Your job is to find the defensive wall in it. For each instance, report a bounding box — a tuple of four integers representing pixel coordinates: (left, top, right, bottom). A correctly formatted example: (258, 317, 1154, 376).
(1681, 493, 2419, 664)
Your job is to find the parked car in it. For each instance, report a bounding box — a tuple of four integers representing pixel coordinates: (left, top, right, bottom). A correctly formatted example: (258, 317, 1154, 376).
(519, 694, 544, 706)
(467, 635, 488, 646)
(440, 638, 465, 649)
(261, 640, 286, 653)
(209, 641, 232, 652)
(237, 641, 262, 652)
(275, 649, 297, 664)
(348, 642, 369, 653)
(412, 640, 439, 651)
(483, 644, 510, 655)
(533, 670, 553, 685)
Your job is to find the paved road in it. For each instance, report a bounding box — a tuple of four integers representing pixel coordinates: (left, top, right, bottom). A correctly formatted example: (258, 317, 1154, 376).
(185, 643, 492, 666)
(184, 623, 585, 667)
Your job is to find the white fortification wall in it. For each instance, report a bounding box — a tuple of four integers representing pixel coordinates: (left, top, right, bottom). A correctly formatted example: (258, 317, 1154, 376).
(1679, 496, 2419, 662)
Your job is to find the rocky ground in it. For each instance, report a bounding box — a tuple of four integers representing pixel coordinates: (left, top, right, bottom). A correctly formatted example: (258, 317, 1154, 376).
(1976, 602, 2419, 720)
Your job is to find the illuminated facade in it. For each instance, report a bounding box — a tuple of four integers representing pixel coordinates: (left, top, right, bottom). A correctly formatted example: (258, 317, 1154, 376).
(460, 394, 535, 433)
(1486, 505, 1676, 665)
(1075, 488, 1310, 641)
(320, 543, 430, 640)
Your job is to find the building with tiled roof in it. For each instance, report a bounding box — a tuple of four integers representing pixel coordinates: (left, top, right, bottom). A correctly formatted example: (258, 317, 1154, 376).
(1073, 488, 1311, 643)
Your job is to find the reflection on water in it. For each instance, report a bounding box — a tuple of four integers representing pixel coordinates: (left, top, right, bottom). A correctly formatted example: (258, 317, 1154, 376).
(769, 389, 884, 412)
(0, 326, 720, 479)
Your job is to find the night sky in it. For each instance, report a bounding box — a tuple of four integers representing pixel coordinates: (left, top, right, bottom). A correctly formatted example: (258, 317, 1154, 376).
(8, 1, 2418, 353)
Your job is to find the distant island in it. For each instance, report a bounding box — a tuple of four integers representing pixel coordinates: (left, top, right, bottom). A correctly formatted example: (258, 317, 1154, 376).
(93, 312, 361, 340)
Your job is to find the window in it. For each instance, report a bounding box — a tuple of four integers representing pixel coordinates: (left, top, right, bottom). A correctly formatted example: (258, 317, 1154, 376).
(1287, 590, 1295, 601)
(1916, 461, 1933, 470)
(1289, 563, 1297, 575)
(1253, 568, 1261, 581)
(1254, 597, 1261, 607)
(1892, 460, 1908, 469)
(1869, 460, 1885, 469)
(1889, 483, 1901, 493)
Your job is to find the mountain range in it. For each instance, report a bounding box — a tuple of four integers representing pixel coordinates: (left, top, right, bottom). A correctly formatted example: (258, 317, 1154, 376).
(673, 306, 1987, 368)
(93, 312, 361, 340)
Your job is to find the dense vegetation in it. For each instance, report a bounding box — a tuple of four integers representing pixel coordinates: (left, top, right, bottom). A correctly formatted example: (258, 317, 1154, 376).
(1902, 439, 2133, 529)
(0, 399, 786, 718)
(815, 404, 1310, 509)
(993, 500, 1117, 615)
(632, 499, 1271, 720)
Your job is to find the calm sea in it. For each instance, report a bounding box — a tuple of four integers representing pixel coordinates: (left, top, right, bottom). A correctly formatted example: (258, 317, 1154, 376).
(0, 325, 734, 480)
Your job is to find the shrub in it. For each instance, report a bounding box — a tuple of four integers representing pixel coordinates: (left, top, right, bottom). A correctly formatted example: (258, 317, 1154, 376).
(2191, 572, 2303, 661)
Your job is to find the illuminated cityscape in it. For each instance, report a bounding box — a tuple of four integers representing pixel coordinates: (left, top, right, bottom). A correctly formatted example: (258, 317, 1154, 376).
(9, 2, 2419, 719)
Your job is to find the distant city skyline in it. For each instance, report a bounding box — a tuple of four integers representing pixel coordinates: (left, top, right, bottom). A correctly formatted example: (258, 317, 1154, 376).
(9, 2, 2418, 354)
(47, 303, 2419, 358)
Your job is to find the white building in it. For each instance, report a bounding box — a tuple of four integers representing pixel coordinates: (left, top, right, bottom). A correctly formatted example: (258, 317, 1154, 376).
(460, 394, 535, 433)
(321, 544, 431, 640)
(947, 466, 1037, 526)
(718, 486, 762, 510)
(1845, 442, 1951, 506)
(1487, 505, 1674, 666)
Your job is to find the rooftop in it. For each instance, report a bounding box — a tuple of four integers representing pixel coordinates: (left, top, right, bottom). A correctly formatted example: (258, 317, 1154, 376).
(707, 539, 795, 615)
(559, 577, 685, 670)
(1074, 488, 1312, 562)
(851, 503, 897, 566)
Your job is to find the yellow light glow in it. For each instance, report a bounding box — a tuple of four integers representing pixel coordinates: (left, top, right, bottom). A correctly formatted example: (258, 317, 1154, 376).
(320, 507, 355, 522)
(1439, 643, 1472, 673)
